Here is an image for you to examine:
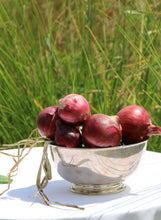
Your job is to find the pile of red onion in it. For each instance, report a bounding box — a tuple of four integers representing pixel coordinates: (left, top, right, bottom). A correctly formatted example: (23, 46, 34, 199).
(37, 94, 161, 148)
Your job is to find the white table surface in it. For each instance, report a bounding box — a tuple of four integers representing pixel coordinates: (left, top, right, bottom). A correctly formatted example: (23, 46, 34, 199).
(0, 146, 161, 220)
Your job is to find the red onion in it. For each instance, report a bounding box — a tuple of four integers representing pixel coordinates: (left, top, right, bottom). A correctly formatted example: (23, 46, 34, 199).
(82, 114, 122, 148)
(37, 106, 58, 140)
(55, 118, 82, 148)
(117, 105, 161, 144)
(58, 94, 90, 126)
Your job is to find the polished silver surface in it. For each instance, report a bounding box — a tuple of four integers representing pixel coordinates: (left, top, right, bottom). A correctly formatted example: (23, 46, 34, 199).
(49, 140, 147, 194)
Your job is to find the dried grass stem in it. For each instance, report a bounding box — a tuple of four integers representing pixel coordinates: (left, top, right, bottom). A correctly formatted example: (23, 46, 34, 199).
(0, 129, 84, 210)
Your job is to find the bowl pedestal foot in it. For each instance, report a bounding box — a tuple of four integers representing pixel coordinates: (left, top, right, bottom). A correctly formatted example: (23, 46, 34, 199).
(70, 182, 126, 195)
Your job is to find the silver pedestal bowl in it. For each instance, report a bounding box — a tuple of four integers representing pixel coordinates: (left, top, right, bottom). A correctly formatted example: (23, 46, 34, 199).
(49, 140, 147, 195)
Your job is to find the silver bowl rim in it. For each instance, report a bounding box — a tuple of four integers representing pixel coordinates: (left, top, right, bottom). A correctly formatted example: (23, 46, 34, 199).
(49, 139, 148, 151)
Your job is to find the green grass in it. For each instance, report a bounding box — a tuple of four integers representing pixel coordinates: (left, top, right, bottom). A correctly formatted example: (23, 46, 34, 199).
(0, 0, 161, 152)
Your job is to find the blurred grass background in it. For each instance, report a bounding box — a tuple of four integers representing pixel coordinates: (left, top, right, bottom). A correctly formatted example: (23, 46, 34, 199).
(0, 0, 161, 151)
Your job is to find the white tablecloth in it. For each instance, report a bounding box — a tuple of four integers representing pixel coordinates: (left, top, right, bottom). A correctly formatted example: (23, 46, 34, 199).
(0, 146, 161, 220)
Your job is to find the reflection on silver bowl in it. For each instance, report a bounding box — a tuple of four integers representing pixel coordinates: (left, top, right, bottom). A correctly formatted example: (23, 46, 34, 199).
(49, 140, 147, 195)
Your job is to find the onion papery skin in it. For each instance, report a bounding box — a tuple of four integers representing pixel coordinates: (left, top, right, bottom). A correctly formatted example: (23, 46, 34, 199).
(58, 94, 90, 126)
(82, 114, 122, 148)
(37, 106, 58, 140)
(117, 105, 161, 144)
(55, 118, 82, 148)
